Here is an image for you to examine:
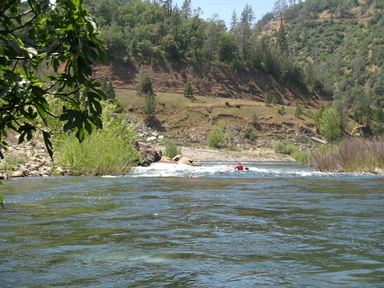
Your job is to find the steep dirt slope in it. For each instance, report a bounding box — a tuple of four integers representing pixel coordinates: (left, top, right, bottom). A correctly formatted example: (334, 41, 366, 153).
(93, 60, 322, 108)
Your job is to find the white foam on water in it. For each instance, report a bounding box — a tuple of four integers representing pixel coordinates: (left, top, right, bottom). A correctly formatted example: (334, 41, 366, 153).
(129, 162, 328, 178)
(130, 162, 231, 177)
(129, 161, 381, 179)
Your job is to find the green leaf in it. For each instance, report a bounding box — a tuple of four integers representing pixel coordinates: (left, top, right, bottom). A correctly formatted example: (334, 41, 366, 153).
(76, 128, 85, 143)
(42, 131, 53, 160)
(84, 120, 93, 135)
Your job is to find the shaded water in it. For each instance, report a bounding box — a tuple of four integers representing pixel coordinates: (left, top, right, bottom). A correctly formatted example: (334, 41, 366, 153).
(1, 162, 383, 287)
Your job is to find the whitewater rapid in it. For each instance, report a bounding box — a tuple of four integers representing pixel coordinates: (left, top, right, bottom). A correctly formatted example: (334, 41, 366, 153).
(128, 161, 331, 178)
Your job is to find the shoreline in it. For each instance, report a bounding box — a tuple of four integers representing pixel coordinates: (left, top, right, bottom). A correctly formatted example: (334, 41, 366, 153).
(0, 141, 293, 179)
(181, 146, 294, 162)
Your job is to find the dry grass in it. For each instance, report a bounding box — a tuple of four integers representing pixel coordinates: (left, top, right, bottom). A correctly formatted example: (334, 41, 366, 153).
(115, 89, 317, 137)
(312, 136, 384, 173)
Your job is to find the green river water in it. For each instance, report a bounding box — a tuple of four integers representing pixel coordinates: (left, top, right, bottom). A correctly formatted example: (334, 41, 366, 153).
(0, 162, 383, 287)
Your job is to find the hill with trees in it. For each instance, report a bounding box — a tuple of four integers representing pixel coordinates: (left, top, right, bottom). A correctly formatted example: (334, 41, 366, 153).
(83, 0, 384, 137)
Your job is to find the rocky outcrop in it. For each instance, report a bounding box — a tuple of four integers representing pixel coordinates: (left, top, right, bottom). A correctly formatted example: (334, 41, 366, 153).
(137, 142, 162, 166)
(137, 143, 200, 166)
(159, 154, 200, 166)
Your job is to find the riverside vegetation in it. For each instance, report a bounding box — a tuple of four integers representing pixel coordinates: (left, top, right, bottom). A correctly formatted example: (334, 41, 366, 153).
(2, 0, 384, 182)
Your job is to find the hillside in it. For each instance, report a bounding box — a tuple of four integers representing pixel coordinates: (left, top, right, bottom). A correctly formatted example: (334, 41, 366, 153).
(90, 0, 383, 150)
(94, 61, 320, 108)
(93, 60, 329, 151)
(257, 0, 384, 106)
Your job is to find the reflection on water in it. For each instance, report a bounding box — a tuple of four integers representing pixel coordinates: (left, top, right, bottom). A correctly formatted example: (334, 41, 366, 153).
(0, 162, 383, 287)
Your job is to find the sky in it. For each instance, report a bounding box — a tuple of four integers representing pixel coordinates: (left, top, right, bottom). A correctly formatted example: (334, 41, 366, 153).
(173, 0, 276, 27)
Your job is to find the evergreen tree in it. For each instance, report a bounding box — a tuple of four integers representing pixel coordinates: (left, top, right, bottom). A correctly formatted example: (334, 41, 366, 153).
(183, 81, 194, 99)
(138, 70, 154, 96)
(230, 10, 238, 29)
(143, 92, 157, 118)
(277, 21, 289, 55)
(181, 0, 192, 18)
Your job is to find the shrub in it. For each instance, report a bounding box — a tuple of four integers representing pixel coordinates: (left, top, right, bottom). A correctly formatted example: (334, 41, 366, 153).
(273, 141, 311, 164)
(244, 126, 256, 141)
(163, 139, 181, 158)
(264, 93, 273, 106)
(208, 123, 230, 148)
(0, 154, 27, 179)
(290, 149, 312, 164)
(273, 141, 287, 154)
(294, 104, 304, 119)
(311, 136, 384, 172)
(54, 102, 139, 176)
(251, 113, 258, 125)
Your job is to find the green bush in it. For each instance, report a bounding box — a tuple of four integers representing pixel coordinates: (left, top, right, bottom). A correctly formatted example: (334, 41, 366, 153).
(278, 106, 286, 115)
(55, 125, 139, 176)
(0, 154, 27, 179)
(273, 141, 287, 154)
(319, 107, 343, 142)
(294, 104, 304, 119)
(208, 123, 230, 148)
(244, 126, 256, 141)
(273, 141, 311, 164)
(54, 101, 139, 176)
(163, 139, 181, 158)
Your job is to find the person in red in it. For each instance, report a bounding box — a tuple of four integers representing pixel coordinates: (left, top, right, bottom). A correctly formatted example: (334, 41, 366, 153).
(234, 163, 244, 170)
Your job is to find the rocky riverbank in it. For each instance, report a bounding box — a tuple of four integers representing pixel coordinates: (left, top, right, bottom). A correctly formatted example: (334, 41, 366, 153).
(0, 138, 293, 179)
(0, 139, 69, 179)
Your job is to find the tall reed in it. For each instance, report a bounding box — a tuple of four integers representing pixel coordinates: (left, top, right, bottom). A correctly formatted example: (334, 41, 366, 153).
(55, 124, 139, 176)
(312, 136, 384, 172)
(54, 101, 140, 176)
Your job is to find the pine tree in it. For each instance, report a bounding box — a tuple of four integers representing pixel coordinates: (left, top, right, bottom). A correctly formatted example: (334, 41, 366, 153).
(138, 69, 154, 96)
(183, 81, 194, 100)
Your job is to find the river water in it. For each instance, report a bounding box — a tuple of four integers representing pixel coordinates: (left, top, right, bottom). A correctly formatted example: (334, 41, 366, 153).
(1, 162, 383, 287)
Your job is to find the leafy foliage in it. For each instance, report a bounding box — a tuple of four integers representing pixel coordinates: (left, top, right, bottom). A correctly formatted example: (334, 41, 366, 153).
(208, 122, 230, 148)
(163, 139, 181, 158)
(0, 0, 106, 160)
(319, 108, 343, 142)
(273, 141, 311, 164)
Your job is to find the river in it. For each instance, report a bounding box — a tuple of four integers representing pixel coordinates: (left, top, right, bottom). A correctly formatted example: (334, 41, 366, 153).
(0, 161, 383, 287)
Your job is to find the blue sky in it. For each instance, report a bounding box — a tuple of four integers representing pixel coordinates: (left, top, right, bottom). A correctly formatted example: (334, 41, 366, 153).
(173, 0, 276, 27)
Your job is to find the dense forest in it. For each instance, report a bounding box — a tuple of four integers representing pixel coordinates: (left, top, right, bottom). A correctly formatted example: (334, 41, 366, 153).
(84, 0, 384, 127)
